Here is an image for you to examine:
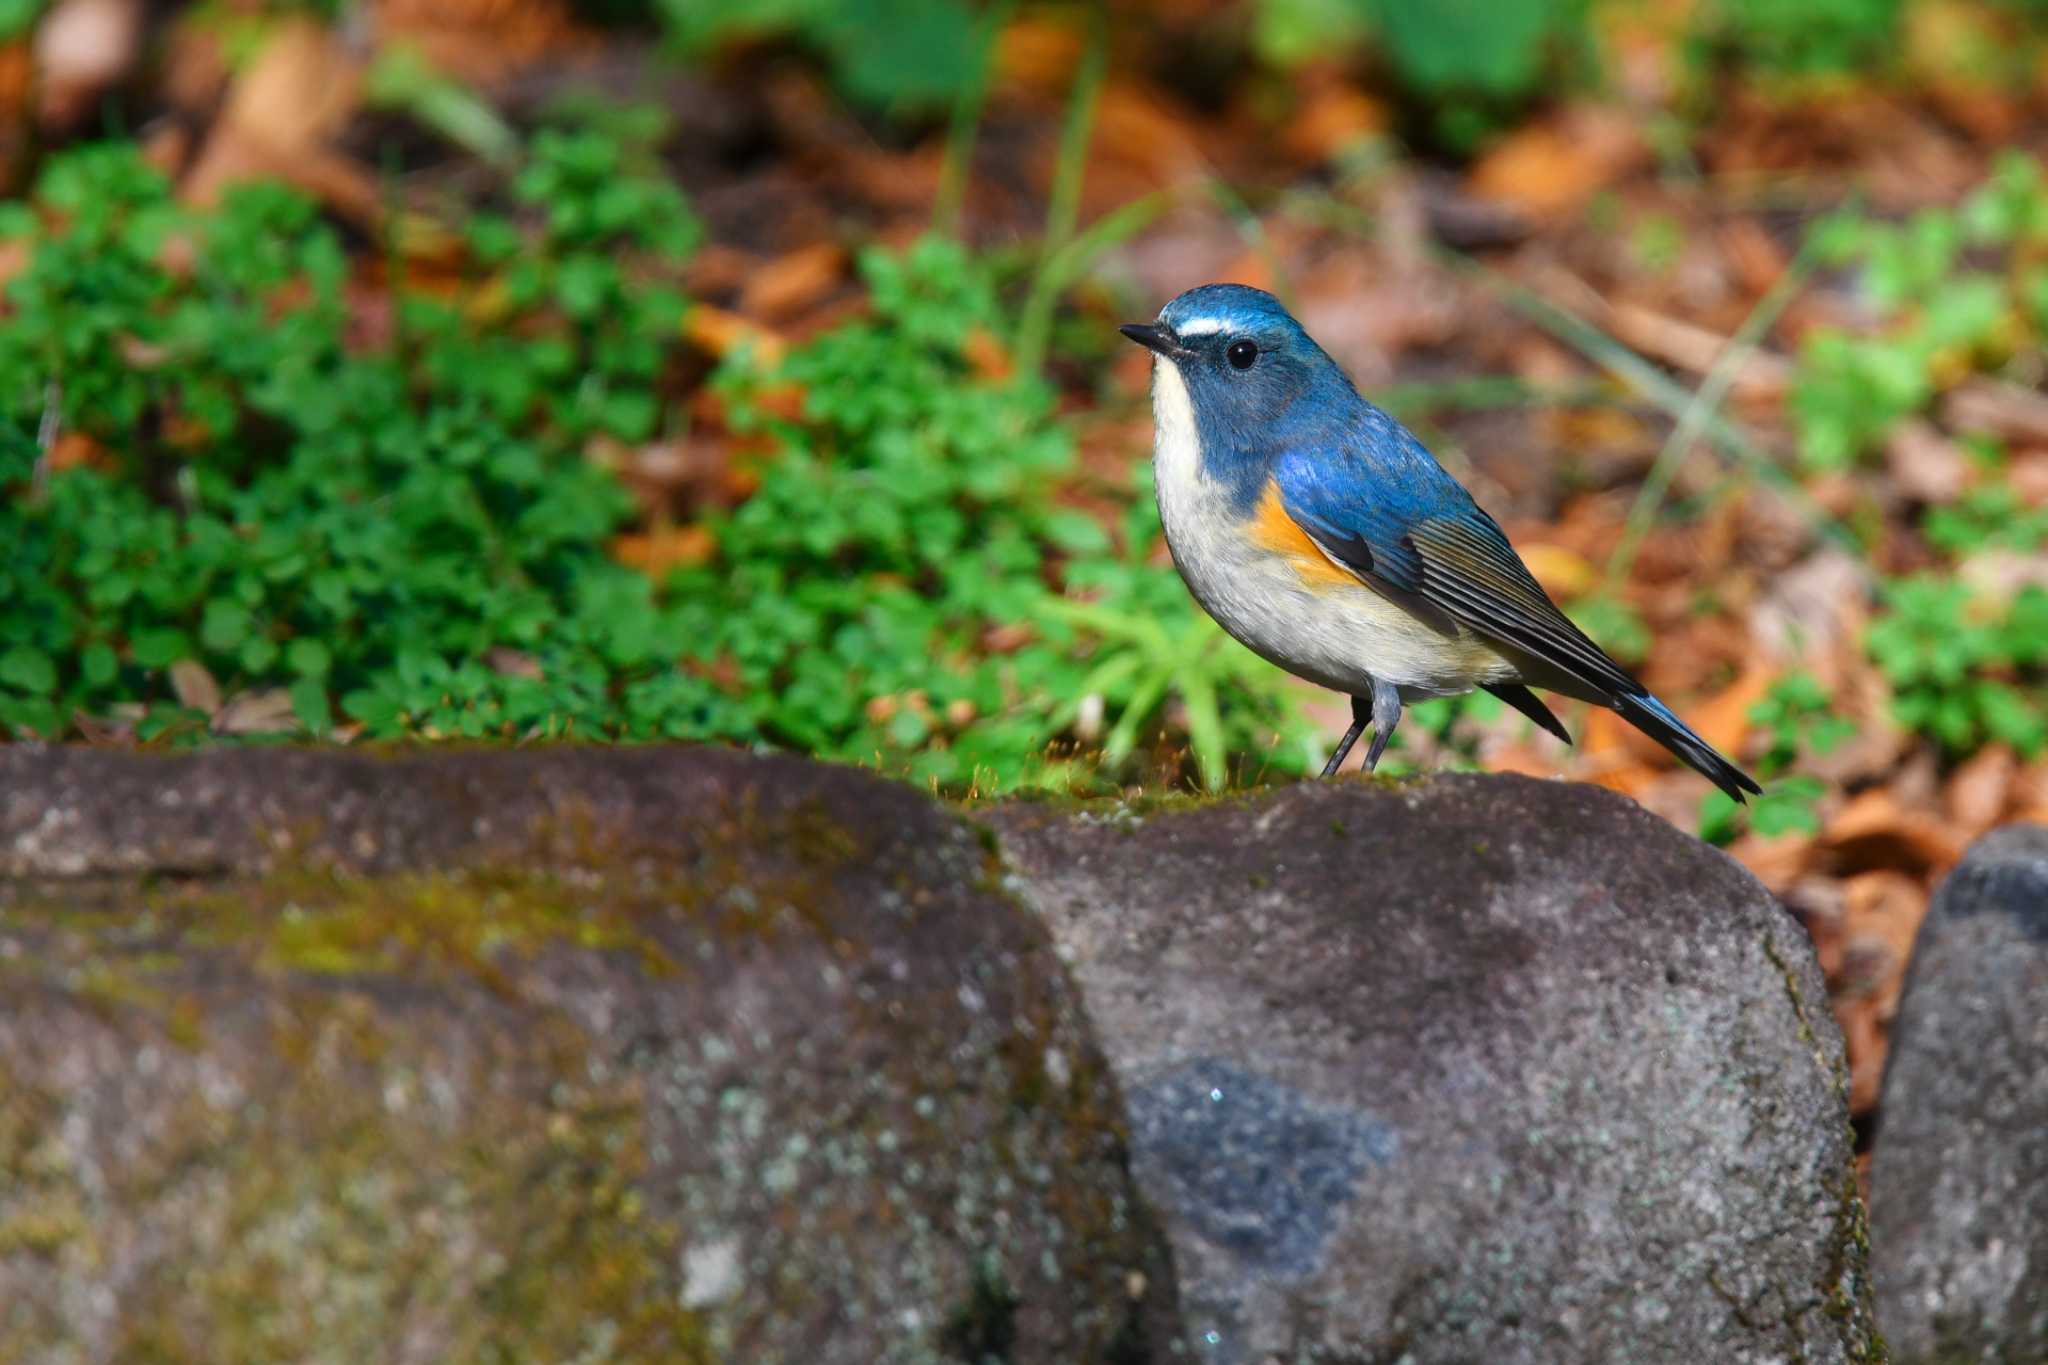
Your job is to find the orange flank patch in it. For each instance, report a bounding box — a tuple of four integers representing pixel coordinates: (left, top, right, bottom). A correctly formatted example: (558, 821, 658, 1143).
(1248, 482, 1359, 591)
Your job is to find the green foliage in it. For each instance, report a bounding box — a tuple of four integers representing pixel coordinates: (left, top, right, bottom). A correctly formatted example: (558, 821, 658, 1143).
(1866, 576, 2048, 757)
(1793, 153, 2048, 471)
(1698, 672, 1853, 844)
(0, 131, 697, 744)
(1252, 0, 1594, 151)
(656, 0, 977, 117)
(677, 237, 1312, 790)
(0, 0, 45, 40)
(1780, 156, 2048, 767)
(1372, 0, 1583, 104)
(1253, 0, 1374, 67)
(1923, 478, 2048, 555)
(0, 149, 1301, 789)
(1689, 0, 1904, 78)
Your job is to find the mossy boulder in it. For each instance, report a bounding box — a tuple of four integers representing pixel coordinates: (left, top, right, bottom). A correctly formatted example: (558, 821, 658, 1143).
(985, 774, 1881, 1364)
(0, 747, 1173, 1364)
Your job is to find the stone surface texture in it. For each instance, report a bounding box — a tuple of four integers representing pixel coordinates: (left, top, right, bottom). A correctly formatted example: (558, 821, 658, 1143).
(1872, 822, 2048, 1365)
(0, 747, 1883, 1364)
(985, 773, 1879, 1365)
(0, 747, 1172, 1365)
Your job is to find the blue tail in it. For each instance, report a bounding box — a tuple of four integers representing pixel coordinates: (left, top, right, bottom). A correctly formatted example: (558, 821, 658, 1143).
(1616, 692, 1762, 803)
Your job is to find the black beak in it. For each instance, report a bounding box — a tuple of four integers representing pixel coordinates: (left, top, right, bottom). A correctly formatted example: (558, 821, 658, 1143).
(1119, 323, 1183, 358)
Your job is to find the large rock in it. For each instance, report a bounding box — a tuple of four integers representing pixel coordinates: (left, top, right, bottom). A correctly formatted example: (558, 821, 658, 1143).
(0, 747, 1173, 1364)
(986, 774, 1879, 1364)
(1872, 822, 2048, 1364)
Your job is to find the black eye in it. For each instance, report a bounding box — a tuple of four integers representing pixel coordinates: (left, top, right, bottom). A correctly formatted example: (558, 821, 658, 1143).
(1226, 339, 1258, 370)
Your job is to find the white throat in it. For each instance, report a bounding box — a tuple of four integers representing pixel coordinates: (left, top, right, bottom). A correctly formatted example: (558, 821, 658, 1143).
(1150, 356, 1205, 505)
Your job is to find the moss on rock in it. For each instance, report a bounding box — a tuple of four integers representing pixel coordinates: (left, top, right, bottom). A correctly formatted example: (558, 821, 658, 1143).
(0, 747, 1176, 1364)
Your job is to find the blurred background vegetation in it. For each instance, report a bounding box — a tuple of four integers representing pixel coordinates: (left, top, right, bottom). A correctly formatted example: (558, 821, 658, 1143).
(2, 0, 2046, 1150)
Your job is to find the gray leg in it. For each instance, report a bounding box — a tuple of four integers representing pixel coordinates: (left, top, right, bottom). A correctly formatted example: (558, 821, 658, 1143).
(1361, 676, 1403, 773)
(1320, 695, 1371, 778)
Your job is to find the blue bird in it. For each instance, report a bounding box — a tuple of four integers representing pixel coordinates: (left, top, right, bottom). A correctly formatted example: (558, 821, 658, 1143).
(1120, 284, 1761, 801)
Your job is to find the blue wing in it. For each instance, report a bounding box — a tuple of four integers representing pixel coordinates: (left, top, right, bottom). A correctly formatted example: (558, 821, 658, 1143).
(1272, 440, 1634, 694)
(1272, 435, 1760, 799)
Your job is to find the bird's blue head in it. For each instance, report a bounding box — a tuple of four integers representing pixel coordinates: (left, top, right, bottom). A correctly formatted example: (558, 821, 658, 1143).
(1120, 285, 1360, 494)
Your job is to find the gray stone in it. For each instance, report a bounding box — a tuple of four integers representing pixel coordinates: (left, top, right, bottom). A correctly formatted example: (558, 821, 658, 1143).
(0, 747, 1173, 1365)
(985, 773, 1879, 1364)
(1872, 822, 2048, 1364)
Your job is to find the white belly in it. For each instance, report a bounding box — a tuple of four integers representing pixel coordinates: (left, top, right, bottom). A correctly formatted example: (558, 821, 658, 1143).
(1147, 358, 1510, 700)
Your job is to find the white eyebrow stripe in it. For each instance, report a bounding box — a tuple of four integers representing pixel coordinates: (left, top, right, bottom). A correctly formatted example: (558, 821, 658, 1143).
(1170, 318, 1228, 337)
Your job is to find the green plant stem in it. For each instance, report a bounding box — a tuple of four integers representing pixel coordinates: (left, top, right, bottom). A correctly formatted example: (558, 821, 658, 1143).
(933, 0, 1015, 240)
(1013, 16, 1107, 373)
(1431, 244, 1856, 555)
(1017, 191, 1171, 370)
(1605, 245, 1817, 587)
(31, 379, 57, 502)
(1042, 14, 1106, 259)
(364, 44, 520, 170)
(1288, 191, 1836, 533)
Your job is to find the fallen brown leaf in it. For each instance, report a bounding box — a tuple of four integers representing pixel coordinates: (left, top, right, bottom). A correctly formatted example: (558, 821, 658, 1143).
(160, 9, 229, 113)
(48, 431, 106, 473)
(1822, 787, 1965, 876)
(613, 525, 717, 577)
(182, 18, 374, 222)
(1280, 79, 1389, 165)
(1092, 85, 1206, 187)
(374, 0, 587, 87)
(738, 241, 847, 323)
(212, 689, 300, 736)
(1467, 106, 1647, 219)
(686, 243, 754, 299)
(1944, 742, 2018, 837)
(1718, 217, 1791, 297)
(1837, 999, 1887, 1116)
(2010, 449, 2048, 506)
(963, 327, 1013, 384)
(1690, 660, 1774, 760)
(994, 17, 1083, 93)
(2006, 759, 2048, 827)
(485, 647, 544, 680)
(1943, 377, 2048, 445)
(169, 659, 221, 716)
(1515, 544, 1596, 600)
(1886, 418, 1970, 504)
(684, 304, 788, 369)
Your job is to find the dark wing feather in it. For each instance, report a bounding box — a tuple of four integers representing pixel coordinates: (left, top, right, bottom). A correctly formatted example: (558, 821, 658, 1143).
(1271, 452, 1761, 801)
(1402, 510, 1641, 698)
(1284, 503, 1461, 638)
